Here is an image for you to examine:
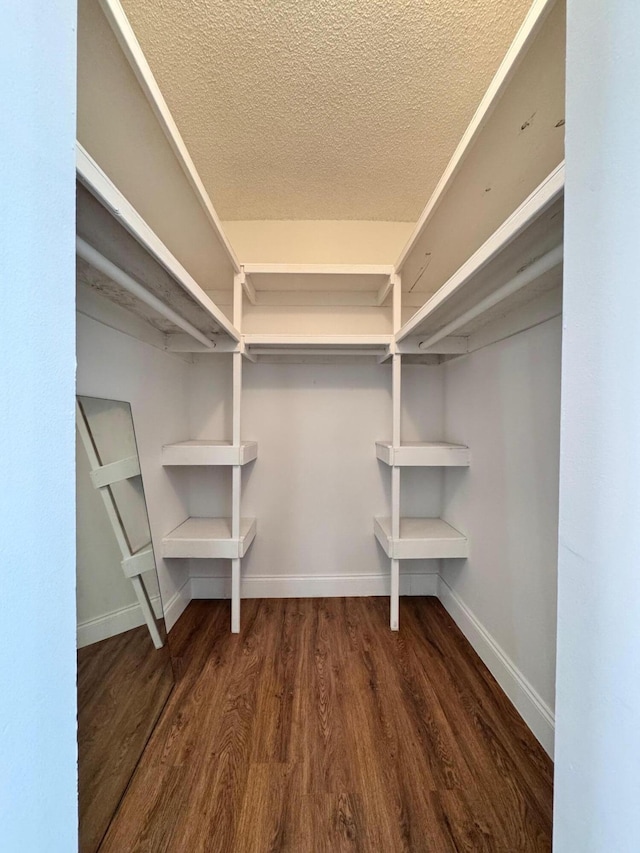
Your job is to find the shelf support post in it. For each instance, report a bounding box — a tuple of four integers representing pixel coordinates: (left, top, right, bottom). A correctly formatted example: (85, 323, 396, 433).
(231, 558, 241, 633)
(390, 560, 400, 631)
(230, 346, 243, 633)
(391, 351, 402, 630)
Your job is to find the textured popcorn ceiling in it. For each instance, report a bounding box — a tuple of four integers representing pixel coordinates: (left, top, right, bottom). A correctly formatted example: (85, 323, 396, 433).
(120, 0, 533, 221)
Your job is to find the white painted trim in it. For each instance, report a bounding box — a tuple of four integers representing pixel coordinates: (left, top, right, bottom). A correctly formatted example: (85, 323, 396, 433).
(163, 578, 192, 632)
(76, 143, 241, 342)
(395, 0, 557, 272)
(396, 162, 565, 341)
(97, 0, 241, 273)
(77, 594, 162, 648)
(190, 572, 439, 600)
(77, 578, 192, 644)
(437, 576, 555, 757)
(243, 334, 393, 350)
(242, 264, 394, 277)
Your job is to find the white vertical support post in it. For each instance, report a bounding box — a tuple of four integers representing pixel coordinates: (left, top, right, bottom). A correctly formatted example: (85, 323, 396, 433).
(232, 460, 241, 548)
(231, 302, 243, 631)
(230, 271, 245, 633)
(231, 558, 241, 634)
(390, 559, 400, 631)
(391, 351, 402, 630)
(390, 272, 402, 631)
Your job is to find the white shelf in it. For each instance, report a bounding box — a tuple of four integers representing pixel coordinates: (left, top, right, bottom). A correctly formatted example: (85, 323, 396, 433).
(162, 440, 258, 466)
(244, 334, 392, 350)
(76, 146, 240, 344)
(375, 441, 470, 467)
(162, 517, 257, 559)
(397, 163, 564, 345)
(242, 264, 393, 294)
(374, 517, 468, 560)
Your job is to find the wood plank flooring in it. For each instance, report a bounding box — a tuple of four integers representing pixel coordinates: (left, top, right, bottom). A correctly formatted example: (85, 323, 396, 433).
(99, 598, 553, 852)
(78, 625, 174, 853)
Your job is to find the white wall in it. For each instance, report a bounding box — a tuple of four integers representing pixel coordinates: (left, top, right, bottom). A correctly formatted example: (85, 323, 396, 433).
(440, 316, 562, 755)
(0, 3, 77, 849)
(554, 1, 640, 848)
(223, 220, 414, 264)
(241, 304, 392, 336)
(187, 359, 444, 595)
(76, 313, 193, 628)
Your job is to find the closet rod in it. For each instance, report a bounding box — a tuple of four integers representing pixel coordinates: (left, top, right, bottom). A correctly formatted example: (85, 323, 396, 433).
(76, 237, 216, 350)
(418, 243, 563, 351)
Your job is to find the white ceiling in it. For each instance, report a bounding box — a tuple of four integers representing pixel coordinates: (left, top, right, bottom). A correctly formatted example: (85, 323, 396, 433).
(120, 0, 533, 222)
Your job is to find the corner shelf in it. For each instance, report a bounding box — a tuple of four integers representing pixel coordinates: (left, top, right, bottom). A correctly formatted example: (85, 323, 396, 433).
(162, 517, 257, 559)
(374, 517, 468, 560)
(375, 441, 469, 467)
(162, 440, 258, 466)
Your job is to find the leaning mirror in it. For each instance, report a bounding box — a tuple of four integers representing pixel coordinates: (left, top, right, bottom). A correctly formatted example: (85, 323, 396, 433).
(76, 396, 174, 853)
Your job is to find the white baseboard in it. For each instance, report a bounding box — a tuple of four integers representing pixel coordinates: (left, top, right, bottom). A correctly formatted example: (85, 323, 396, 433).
(190, 571, 439, 600)
(438, 576, 555, 757)
(77, 595, 162, 648)
(163, 578, 192, 632)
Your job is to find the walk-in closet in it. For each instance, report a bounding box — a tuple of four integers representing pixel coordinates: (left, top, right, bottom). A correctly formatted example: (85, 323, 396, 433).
(72, 0, 565, 848)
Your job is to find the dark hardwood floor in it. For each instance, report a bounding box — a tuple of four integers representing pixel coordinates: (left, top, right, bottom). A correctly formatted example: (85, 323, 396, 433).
(99, 597, 553, 852)
(78, 624, 174, 853)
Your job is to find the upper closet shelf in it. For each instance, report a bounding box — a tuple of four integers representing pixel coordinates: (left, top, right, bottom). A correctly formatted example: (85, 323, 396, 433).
(243, 264, 394, 296)
(397, 163, 564, 348)
(375, 442, 470, 467)
(162, 440, 258, 466)
(76, 144, 240, 349)
(243, 334, 393, 358)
